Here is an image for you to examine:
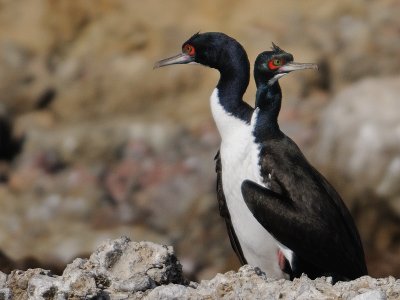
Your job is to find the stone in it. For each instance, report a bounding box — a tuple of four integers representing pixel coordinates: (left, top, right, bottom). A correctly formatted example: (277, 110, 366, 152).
(0, 272, 6, 288)
(0, 238, 399, 299)
(0, 288, 12, 300)
(27, 275, 59, 299)
(351, 290, 386, 300)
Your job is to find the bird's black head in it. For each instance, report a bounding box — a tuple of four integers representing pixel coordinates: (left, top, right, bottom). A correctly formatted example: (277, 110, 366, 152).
(254, 43, 318, 87)
(154, 32, 249, 72)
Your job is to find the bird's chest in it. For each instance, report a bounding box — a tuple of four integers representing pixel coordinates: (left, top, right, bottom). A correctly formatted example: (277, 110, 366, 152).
(218, 122, 283, 277)
(210, 88, 263, 189)
(211, 92, 283, 277)
(219, 132, 262, 204)
(210, 88, 264, 218)
(219, 129, 267, 244)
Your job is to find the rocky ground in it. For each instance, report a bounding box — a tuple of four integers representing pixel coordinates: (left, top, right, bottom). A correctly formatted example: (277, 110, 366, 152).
(0, 237, 399, 300)
(0, 0, 399, 282)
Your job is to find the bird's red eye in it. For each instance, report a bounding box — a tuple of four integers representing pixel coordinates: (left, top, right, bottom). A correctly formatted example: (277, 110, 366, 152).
(183, 44, 195, 56)
(268, 59, 284, 70)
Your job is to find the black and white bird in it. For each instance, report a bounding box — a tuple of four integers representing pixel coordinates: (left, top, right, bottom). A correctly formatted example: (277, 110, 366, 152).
(154, 32, 367, 281)
(241, 44, 368, 282)
(155, 32, 285, 277)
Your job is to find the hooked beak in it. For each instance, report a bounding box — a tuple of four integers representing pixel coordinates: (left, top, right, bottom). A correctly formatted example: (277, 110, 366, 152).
(153, 53, 194, 69)
(277, 62, 319, 73)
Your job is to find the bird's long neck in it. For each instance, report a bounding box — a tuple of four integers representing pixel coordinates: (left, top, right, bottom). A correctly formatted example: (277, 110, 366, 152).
(253, 81, 282, 138)
(213, 54, 253, 123)
(256, 81, 282, 121)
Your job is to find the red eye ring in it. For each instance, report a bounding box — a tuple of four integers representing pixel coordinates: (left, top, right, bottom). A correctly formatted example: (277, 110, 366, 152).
(268, 59, 284, 70)
(183, 44, 195, 56)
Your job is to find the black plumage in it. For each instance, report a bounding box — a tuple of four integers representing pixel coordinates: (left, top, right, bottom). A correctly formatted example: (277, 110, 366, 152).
(242, 46, 368, 281)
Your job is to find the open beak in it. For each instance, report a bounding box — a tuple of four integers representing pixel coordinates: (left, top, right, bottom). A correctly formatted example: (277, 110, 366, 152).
(153, 53, 194, 69)
(278, 62, 318, 73)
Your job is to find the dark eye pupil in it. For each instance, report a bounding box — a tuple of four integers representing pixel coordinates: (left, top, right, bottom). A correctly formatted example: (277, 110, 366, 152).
(184, 44, 195, 56)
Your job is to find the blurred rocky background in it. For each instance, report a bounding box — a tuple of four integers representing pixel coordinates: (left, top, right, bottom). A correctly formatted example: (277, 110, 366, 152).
(0, 0, 399, 280)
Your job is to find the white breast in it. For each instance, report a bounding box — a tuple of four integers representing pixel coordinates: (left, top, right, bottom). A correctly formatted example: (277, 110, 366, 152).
(210, 88, 285, 279)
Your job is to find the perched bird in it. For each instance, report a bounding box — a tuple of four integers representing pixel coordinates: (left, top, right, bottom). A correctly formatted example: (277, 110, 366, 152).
(242, 44, 368, 282)
(155, 32, 286, 278)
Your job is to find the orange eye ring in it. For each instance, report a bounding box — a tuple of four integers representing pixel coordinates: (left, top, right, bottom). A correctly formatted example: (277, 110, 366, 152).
(183, 44, 196, 56)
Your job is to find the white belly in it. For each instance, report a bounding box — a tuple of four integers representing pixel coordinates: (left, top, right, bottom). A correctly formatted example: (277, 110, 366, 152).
(210, 89, 285, 279)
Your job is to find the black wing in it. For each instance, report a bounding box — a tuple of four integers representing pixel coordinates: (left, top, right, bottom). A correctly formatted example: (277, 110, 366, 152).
(215, 151, 247, 265)
(241, 137, 367, 280)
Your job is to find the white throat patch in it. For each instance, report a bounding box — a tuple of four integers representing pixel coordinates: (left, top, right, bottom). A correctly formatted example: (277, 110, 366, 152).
(268, 73, 286, 85)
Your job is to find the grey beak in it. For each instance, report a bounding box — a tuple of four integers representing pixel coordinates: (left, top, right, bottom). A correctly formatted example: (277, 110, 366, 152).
(154, 53, 193, 69)
(268, 62, 318, 85)
(278, 62, 319, 73)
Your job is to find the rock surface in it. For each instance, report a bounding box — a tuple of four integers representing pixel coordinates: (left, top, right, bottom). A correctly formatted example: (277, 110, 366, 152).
(1, 237, 185, 299)
(0, 237, 398, 300)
